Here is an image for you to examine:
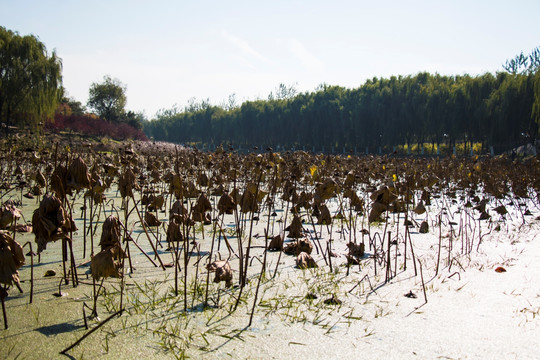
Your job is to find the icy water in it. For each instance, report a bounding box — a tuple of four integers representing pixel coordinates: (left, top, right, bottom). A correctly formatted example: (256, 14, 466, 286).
(2, 185, 540, 359)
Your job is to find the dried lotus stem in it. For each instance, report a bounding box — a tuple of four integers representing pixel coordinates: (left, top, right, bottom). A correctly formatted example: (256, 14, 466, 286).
(130, 194, 165, 270)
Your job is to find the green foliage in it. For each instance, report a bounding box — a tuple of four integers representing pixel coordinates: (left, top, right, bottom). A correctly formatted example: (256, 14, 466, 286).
(534, 71, 540, 137)
(145, 70, 538, 153)
(87, 75, 127, 122)
(503, 46, 540, 75)
(63, 96, 86, 116)
(0, 26, 63, 133)
(124, 110, 145, 130)
(87, 76, 146, 130)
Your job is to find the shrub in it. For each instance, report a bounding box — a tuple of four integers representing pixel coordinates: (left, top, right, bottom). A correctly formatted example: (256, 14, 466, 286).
(46, 113, 148, 141)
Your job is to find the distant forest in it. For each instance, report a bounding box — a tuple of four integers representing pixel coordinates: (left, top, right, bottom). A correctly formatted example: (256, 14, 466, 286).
(144, 52, 540, 155)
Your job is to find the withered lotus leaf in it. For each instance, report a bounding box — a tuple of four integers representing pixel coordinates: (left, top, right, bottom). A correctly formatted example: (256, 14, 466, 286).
(197, 172, 209, 187)
(91, 248, 122, 280)
(0, 203, 22, 229)
(0, 231, 24, 286)
(192, 211, 211, 224)
(31, 185, 42, 196)
(246, 182, 259, 195)
(229, 188, 242, 205)
(148, 195, 165, 211)
(33, 170, 47, 187)
(296, 191, 313, 210)
(119, 168, 137, 198)
(473, 199, 488, 213)
(425, 175, 439, 188)
(10, 223, 32, 233)
(185, 181, 200, 198)
(281, 180, 295, 202)
(317, 204, 332, 225)
(284, 237, 313, 255)
(314, 178, 338, 203)
(194, 193, 212, 213)
(479, 211, 491, 220)
(170, 201, 194, 225)
(85, 189, 105, 204)
(344, 189, 364, 212)
(368, 201, 387, 223)
(51, 166, 68, 199)
(268, 234, 284, 251)
(99, 215, 122, 251)
(170, 200, 188, 219)
(390, 199, 406, 213)
(67, 156, 91, 190)
(413, 201, 426, 215)
(32, 194, 76, 253)
(256, 189, 268, 204)
(166, 218, 183, 245)
(240, 189, 258, 213)
(421, 190, 431, 205)
(206, 260, 233, 288)
(296, 251, 317, 269)
(419, 221, 429, 233)
(141, 193, 152, 206)
(150, 169, 161, 182)
(370, 186, 397, 206)
(144, 211, 161, 226)
(217, 193, 236, 215)
(192, 193, 212, 223)
(211, 183, 225, 196)
(346, 254, 360, 265)
(14, 165, 24, 176)
(347, 242, 365, 258)
(286, 215, 303, 238)
(344, 171, 355, 187)
(494, 205, 508, 215)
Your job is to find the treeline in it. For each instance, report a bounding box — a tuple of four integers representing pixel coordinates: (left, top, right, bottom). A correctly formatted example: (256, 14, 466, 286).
(144, 70, 539, 154)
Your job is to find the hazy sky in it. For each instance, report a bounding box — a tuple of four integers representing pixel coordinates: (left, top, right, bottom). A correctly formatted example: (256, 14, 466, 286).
(2, 0, 539, 117)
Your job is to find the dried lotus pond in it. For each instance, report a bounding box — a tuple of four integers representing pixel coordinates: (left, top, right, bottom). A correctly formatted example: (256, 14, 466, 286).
(0, 138, 540, 359)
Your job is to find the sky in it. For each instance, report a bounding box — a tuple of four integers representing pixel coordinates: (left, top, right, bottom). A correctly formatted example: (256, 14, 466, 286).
(1, 0, 539, 118)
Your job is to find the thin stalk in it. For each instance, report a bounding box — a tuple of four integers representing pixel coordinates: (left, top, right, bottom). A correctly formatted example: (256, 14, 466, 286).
(1, 285, 7, 329)
(249, 228, 269, 327)
(204, 219, 218, 306)
(130, 194, 166, 270)
(435, 215, 442, 275)
(60, 309, 124, 355)
(385, 231, 391, 283)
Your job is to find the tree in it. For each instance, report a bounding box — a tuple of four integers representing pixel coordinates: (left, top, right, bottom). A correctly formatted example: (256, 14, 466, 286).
(0, 26, 63, 133)
(87, 75, 127, 122)
(503, 46, 540, 75)
(58, 95, 86, 116)
(268, 83, 298, 101)
(65, 97, 86, 116)
(534, 71, 540, 139)
(124, 110, 145, 130)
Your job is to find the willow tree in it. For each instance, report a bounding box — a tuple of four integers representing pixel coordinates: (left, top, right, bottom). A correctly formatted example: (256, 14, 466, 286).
(0, 26, 63, 134)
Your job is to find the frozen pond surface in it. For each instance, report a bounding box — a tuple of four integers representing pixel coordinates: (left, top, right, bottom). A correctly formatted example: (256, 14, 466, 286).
(1, 152, 540, 359)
